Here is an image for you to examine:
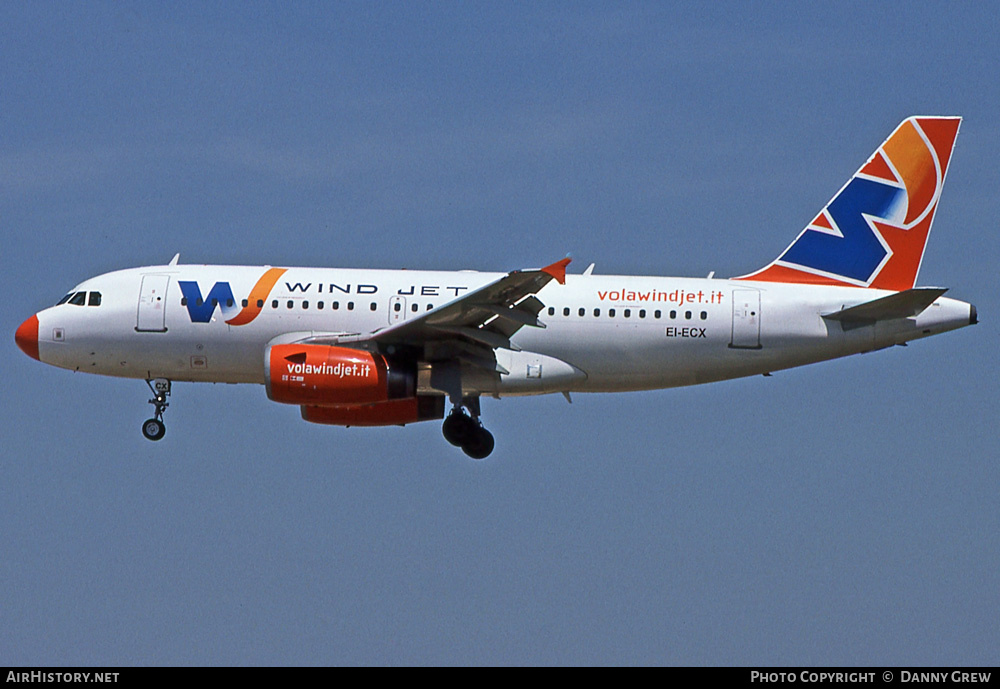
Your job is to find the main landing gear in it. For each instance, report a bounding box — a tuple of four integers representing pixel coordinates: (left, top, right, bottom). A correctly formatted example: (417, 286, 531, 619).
(141, 378, 171, 441)
(442, 398, 495, 460)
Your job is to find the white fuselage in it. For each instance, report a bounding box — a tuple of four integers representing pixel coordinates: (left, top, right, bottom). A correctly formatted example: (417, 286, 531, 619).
(29, 264, 975, 397)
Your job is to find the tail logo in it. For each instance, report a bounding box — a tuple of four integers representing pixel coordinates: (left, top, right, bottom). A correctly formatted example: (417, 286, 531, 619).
(779, 173, 904, 283)
(740, 117, 960, 290)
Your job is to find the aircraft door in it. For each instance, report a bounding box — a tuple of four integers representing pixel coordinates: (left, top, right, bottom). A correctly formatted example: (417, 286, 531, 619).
(136, 274, 170, 332)
(388, 296, 407, 325)
(730, 289, 761, 349)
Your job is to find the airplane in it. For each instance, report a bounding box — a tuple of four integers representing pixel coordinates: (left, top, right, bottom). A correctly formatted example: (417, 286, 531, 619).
(14, 116, 976, 459)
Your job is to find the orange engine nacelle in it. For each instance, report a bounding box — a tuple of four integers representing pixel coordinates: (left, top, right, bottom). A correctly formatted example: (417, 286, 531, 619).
(301, 396, 445, 427)
(265, 344, 415, 406)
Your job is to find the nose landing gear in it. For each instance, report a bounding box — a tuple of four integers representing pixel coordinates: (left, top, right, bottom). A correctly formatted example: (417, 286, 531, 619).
(141, 378, 170, 441)
(441, 397, 495, 459)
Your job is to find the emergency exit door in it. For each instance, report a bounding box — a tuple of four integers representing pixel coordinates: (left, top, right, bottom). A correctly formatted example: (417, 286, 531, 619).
(388, 296, 408, 324)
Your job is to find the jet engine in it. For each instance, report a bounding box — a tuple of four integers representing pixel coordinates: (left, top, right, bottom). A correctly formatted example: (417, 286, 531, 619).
(301, 396, 445, 427)
(265, 344, 414, 406)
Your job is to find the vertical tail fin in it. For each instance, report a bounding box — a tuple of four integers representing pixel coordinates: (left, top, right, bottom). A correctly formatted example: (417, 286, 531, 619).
(738, 116, 961, 290)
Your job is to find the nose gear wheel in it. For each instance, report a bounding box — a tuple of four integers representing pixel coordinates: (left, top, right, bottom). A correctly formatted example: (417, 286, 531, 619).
(141, 378, 171, 442)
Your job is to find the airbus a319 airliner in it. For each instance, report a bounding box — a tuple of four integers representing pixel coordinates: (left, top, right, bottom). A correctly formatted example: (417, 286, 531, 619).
(15, 117, 976, 459)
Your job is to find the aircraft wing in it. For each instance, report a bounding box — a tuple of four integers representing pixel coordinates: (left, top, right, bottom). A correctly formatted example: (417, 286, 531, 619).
(302, 257, 571, 373)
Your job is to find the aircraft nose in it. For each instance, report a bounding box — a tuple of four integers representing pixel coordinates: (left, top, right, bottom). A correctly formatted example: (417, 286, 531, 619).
(15, 314, 39, 361)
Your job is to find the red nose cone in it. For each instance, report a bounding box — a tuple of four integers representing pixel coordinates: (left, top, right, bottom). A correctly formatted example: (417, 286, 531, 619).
(15, 315, 39, 361)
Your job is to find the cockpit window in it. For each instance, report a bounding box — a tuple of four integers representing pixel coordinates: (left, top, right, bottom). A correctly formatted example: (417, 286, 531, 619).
(57, 290, 100, 306)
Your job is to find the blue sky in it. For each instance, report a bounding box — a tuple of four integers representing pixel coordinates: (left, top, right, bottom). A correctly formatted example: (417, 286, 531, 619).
(3, 2, 997, 665)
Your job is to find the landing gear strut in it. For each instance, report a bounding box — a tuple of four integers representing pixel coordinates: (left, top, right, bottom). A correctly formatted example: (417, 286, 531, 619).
(141, 378, 170, 441)
(442, 397, 495, 459)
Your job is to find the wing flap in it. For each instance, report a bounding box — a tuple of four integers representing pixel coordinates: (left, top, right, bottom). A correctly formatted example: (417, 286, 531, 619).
(479, 302, 546, 329)
(431, 325, 519, 351)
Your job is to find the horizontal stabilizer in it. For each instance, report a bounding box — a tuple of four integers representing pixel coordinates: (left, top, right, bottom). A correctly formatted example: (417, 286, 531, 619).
(823, 287, 947, 328)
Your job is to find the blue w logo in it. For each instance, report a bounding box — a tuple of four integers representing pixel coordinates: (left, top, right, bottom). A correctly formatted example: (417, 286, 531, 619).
(178, 281, 237, 323)
(779, 177, 903, 283)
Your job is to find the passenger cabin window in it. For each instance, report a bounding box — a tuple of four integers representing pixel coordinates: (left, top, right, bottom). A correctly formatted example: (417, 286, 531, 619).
(370, 302, 377, 311)
(563, 307, 570, 316)
(548, 307, 555, 316)
(317, 301, 324, 310)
